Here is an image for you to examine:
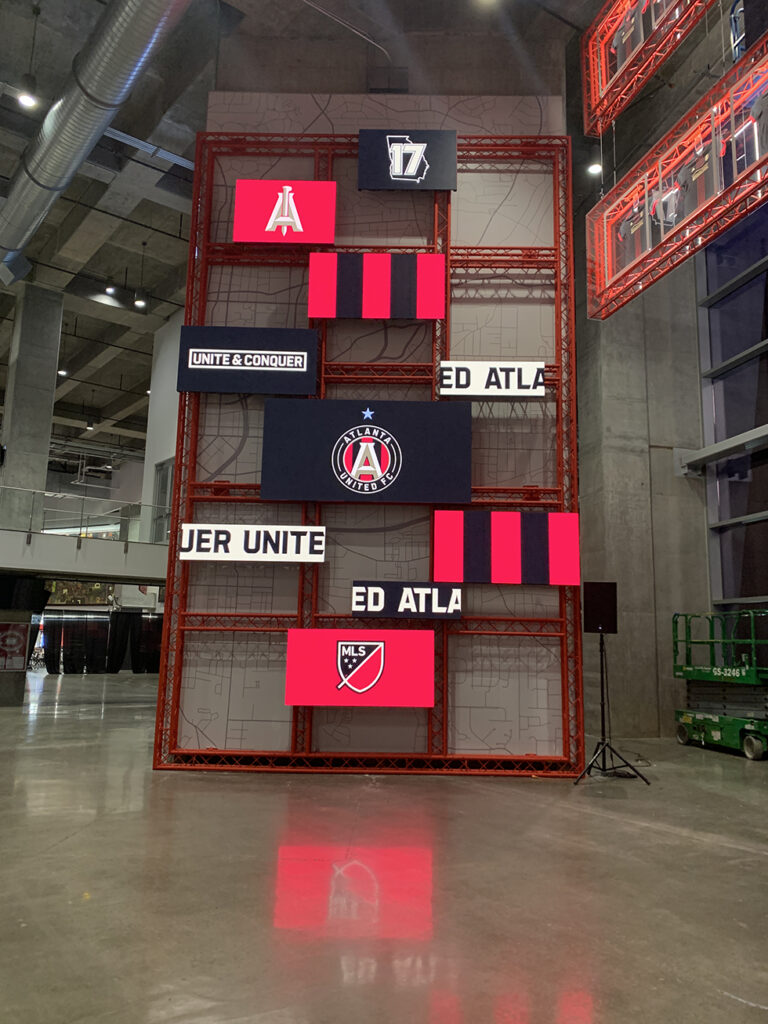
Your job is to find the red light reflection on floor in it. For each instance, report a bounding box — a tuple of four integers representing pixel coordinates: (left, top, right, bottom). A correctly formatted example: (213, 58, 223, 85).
(430, 991, 461, 1024)
(274, 845, 433, 940)
(557, 989, 594, 1023)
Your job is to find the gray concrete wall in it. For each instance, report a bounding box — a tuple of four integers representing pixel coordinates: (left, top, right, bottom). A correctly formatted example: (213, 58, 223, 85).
(577, 262, 709, 737)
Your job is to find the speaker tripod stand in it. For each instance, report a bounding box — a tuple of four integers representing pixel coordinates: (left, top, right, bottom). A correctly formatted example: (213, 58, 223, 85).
(574, 630, 650, 786)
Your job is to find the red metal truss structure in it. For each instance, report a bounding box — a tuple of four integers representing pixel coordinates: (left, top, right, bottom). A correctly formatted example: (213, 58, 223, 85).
(588, 33, 768, 319)
(582, 0, 721, 137)
(154, 132, 583, 776)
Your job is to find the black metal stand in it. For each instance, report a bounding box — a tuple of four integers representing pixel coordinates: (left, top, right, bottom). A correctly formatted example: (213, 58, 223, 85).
(574, 630, 650, 786)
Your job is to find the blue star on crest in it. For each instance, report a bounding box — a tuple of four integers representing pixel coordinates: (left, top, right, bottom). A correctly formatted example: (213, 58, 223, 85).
(361, 407, 374, 421)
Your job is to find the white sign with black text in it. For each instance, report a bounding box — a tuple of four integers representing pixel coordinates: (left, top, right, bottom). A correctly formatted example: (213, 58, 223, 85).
(179, 523, 326, 562)
(439, 360, 546, 398)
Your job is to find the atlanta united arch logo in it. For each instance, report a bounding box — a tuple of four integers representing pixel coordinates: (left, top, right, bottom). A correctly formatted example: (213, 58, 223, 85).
(330, 410, 402, 494)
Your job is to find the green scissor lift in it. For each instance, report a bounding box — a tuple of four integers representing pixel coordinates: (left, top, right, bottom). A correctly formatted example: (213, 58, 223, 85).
(673, 609, 768, 760)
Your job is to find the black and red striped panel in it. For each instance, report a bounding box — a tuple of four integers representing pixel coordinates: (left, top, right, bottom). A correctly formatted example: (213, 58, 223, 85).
(433, 510, 580, 585)
(308, 252, 446, 319)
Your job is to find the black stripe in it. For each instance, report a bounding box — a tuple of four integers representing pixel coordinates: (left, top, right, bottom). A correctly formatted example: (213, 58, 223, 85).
(337, 253, 363, 318)
(464, 510, 491, 583)
(390, 253, 417, 318)
(521, 512, 549, 585)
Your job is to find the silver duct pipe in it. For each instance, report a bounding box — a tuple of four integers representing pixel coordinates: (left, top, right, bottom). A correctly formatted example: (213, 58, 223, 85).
(0, 0, 193, 284)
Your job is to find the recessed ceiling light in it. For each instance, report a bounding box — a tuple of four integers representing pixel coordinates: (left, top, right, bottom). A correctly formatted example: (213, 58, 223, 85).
(17, 74, 38, 109)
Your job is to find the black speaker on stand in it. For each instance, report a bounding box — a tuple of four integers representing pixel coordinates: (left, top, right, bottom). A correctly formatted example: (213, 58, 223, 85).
(575, 582, 650, 786)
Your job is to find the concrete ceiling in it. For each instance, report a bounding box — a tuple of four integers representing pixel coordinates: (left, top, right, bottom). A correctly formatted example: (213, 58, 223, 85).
(0, 0, 596, 472)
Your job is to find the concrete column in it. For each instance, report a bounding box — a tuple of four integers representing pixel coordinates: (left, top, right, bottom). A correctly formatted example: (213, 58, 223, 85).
(577, 262, 710, 737)
(0, 283, 63, 531)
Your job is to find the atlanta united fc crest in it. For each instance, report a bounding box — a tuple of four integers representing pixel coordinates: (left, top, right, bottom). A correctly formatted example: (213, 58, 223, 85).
(330, 407, 402, 494)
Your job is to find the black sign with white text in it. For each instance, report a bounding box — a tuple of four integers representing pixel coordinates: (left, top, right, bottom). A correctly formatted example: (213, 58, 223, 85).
(351, 581, 462, 619)
(177, 326, 318, 394)
(260, 398, 472, 503)
(357, 129, 458, 191)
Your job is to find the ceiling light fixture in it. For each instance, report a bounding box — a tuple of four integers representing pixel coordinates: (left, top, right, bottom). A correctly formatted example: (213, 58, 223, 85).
(57, 368, 67, 377)
(17, 7, 41, 109)
(18, 73, 39, 109)
(86, 418, 94, 431)
(134, 239, 148, 309)
(587, 145, 602, 176)
(105, 282, 116, 295)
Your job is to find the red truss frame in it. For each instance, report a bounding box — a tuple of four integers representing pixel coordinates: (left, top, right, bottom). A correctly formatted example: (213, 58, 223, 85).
(582, 0, 720, 137)
(587, 33, 768, 319)
(154, 132, 583, 776)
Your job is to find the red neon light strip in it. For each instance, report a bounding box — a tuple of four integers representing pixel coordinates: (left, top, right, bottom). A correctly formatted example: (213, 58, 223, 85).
(362, 253, 391, 318)
(490, 511, 522, 584)
(416, 252, 446, 318)
(547, 513, 580, 585)
(433, 510, 464, 582)
(308, 252, 337, 317)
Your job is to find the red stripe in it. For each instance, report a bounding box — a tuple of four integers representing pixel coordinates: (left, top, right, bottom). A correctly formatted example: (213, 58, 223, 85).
(433, 510, 464, 582)
(362, 253, 391, 318)
(490, 511, 521, 584)
(547, 513, 581, 585)
(416, 254, 446, 318)
(308, 252, 337, 317)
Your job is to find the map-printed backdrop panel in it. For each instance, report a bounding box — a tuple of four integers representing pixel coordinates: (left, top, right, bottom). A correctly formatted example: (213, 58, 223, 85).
(175, 94, 566, 757)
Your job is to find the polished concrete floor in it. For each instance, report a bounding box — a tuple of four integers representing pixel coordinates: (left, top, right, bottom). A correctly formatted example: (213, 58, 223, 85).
(1, 672, 767, 1023)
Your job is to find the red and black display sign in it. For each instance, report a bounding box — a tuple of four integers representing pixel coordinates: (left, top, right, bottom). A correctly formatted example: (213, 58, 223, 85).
(177, 325, 318, 394)
(232, 180, 336, 244)
(285, 628, 435, 707)
(260, 399, 471, 503)
(357, 129, 457, 191)
(433, 510, 580, 586)
(308, 252, 445, 319)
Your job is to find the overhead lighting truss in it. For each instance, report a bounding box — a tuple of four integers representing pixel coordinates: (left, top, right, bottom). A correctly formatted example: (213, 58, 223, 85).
(587, 31, 768, 319)
(582, 0, 722, 137)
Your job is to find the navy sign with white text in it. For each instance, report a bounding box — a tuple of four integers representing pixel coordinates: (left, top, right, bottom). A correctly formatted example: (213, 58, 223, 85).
(260, 399, 472, 503)
(177, 326, 318, 395)
(357, 130, 457, 191)
(352, 581, 462, 619)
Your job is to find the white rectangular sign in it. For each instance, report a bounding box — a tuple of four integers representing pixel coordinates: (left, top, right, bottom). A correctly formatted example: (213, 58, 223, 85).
(438, 361, 546, 398)
(179, 523, 326, 562)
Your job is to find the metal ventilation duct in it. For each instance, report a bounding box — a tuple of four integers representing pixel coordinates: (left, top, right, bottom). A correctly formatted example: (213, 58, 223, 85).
(0, 0, 193, 285)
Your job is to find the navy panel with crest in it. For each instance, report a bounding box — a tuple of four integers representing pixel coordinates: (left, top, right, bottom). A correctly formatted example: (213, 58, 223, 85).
(357, 130, 458, 191)
(177, 325, 318, 394)
(260, 398, 471, 503)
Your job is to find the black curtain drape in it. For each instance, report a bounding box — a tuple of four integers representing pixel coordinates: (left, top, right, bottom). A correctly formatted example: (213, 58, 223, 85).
(42, 611, 62, 674)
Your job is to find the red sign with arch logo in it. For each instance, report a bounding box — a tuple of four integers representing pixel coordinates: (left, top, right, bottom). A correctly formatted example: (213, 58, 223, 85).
(285, 628, 434, 707)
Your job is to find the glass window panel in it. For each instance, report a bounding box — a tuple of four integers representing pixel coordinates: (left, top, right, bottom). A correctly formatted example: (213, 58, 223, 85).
(719, 520, 768, 599)
(705, 204, 768, 293)
(708, 273, 768, 364)
(710, 450, 768, 521)
(710, 352, 768, 441)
